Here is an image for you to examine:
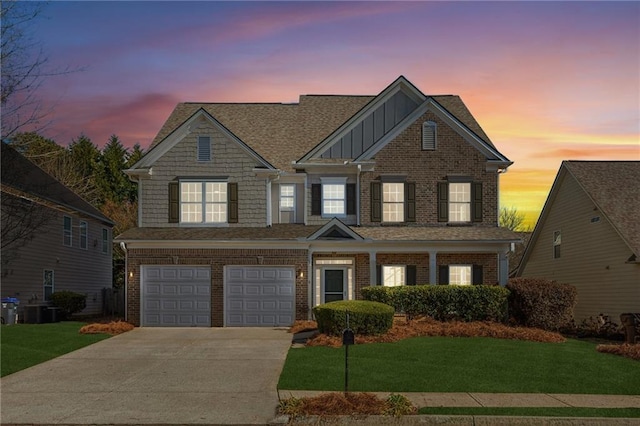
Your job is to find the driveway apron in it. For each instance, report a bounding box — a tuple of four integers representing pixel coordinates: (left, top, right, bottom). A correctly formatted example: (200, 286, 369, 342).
(0, 327, 292, 425)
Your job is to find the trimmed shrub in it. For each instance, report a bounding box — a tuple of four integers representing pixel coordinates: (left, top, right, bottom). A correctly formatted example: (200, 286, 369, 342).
(312, 300, 394, 336)
(507, 277, 576, 331)
(361, 285, 509, 323)
(51, 290, 87, 319)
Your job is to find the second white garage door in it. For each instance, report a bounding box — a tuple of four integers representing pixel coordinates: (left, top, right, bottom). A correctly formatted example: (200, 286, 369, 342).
(225, 266, 295, 327)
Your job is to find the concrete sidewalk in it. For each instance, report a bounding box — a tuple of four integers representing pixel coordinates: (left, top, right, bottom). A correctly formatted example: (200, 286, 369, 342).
(278, 390, 640, 408)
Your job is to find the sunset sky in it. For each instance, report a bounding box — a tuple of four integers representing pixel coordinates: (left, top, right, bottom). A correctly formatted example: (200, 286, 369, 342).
(25, 1, 640, 227)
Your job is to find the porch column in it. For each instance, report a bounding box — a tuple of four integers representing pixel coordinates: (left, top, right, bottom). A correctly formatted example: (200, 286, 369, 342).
(429, 251, 437, 284)
(369, 251, 377, 286)
(498, 251, 509, 286)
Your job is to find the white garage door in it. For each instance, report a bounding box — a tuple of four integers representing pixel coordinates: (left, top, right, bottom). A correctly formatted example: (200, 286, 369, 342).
(141, 266, 211, 327)
(225, 266, 295, 327)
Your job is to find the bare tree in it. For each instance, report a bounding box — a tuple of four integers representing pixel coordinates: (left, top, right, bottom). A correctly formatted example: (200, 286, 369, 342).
(1, 1, 70, 138)
(500, 206, 532, 232)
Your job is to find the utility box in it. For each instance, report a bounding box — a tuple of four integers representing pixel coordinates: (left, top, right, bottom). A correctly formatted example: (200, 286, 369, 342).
(1, 297, 20, 325)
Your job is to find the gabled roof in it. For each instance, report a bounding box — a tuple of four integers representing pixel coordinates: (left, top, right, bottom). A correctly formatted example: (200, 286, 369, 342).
(306, 218, 365, 241)
(518, 161, 640, 272)
(1, 142, 113, 226)
(143, 76, 508, 172)
(563, 161, 640, 256)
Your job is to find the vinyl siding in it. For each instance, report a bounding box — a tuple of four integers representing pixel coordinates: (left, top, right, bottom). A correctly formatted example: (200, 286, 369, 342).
(521, 172, 640, 321)
(141, 117, 266, 227)
(1, 209, 113, 315)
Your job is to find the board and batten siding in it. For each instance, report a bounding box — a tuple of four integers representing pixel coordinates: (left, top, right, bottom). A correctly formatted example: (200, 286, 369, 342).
(520, 171, 640, 321)
(1, 210, 113, 315)
(141, 118, 267, 227)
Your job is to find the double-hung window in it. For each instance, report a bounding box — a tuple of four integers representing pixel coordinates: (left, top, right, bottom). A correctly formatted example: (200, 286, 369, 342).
(449, 183, 471, 222)
(180, 181, 227, 224)
(382, 265, 405, 287)
(449, 265, 472, 285)
(280, 184, 295, 223)
(102, 228, 109, 254)
(79, 221, 88, 250)
(321, 178, 346, 217)
(383, 183, 404, 222)
(63, 216, 72, 247)
(43, 270, 54, 301)
(553, 230, 561, 259)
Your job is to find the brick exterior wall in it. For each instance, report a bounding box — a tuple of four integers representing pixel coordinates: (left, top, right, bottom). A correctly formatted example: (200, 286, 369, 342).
(360, 111, 499, 227)
(127, 248, 307, 326)
(377, 252, 431, 284)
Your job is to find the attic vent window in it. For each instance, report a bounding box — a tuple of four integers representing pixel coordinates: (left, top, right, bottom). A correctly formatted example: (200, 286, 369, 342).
(197, 136, 211, 161)
(422, 121, 437, 150)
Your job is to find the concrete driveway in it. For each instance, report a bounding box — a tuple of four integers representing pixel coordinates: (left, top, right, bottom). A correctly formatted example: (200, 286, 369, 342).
(0, 327, 292, 425)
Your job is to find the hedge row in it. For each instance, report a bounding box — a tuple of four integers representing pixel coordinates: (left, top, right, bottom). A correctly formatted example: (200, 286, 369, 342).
(506, 277, 576, 331)
(312, 300, 394, 336)
(361, 285, 509, 323)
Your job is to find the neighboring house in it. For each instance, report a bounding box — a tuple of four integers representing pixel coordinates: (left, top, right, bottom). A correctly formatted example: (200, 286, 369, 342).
(517, 161, 640, 322)
(1, 142, 114, 317)
(116, 76, 519, 327)
(509, 231, 532, 277)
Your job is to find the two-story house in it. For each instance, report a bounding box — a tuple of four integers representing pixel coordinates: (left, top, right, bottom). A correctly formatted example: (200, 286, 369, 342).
(116, 76, 518, 327)
(1, 142, 114, 318)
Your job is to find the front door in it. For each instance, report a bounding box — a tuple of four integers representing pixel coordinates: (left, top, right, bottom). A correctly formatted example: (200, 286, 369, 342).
(323, 269, 346, 303)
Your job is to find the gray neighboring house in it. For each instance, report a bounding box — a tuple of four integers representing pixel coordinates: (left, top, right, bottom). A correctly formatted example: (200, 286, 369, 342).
(517, 161, 639, 322)
(1, 142, 114, 317)
(117, 76, 520, 328)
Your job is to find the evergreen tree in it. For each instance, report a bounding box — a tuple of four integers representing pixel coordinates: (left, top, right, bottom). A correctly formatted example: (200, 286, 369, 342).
(96, 135, 133, 204)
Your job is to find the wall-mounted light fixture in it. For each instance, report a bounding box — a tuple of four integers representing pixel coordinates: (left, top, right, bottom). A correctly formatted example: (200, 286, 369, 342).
(129, 271, 134, 278)
(299, 270, 304, 278)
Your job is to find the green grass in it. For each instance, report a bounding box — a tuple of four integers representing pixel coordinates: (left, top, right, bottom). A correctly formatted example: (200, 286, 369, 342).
(278, 337, 640, 394)
(418, 407, 640, 417)
(1, 321, 110, 377)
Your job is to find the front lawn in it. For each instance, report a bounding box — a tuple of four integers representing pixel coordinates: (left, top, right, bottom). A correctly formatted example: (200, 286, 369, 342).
(278, 337, 640, 394)
(418, 407, 640, 418)
(1, 322, 111, 377)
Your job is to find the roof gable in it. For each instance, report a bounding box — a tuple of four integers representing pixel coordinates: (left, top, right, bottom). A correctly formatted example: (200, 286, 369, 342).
(306, 218, 365, 241)
(1, 143, 113, 225)
(518, 161, 640, 273)
(132, 108, 275, 170)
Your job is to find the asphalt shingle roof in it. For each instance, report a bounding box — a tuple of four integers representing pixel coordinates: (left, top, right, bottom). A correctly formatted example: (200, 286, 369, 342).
(563, 161, 640, 256)
(149, 92, 495, 171)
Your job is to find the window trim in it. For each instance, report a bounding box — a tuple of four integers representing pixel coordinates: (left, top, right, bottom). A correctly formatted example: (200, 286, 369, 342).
(79, 220, 88, 250)
(449, 264, 472, 285)
(553, 230, 561, 259)
(422, 121, 437, 150)
(382, 182, 405, 223)
(320, 177, 347, 218)
(382, 265, 406, 287)
(63, 216, 72, 247)
(197, 136, 211, 162)
(179, 180, 228, 224)
(43, 269, 54, 301)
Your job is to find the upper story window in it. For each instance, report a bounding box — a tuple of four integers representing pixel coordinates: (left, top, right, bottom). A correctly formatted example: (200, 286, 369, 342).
(371, 181, 415, 223)
(169, 180, 238, 224)
(422, 121, 437, 150)
(321, 178, 346, 217)
(79, 221, 88, 250)
(63, 216, 72, 247)
(383, 183, 404, 222)
(438, 181, 483, 223)
(197, 136, 211, 161)
(102, 228, 109, 254)
(280, 184, 295, 212)
(553, 230, 561, 259)
(449, 183, 471, 222)
(382, 265, 405, 286)
(450, 265, 471, 285)
(180, 181, 227, 223)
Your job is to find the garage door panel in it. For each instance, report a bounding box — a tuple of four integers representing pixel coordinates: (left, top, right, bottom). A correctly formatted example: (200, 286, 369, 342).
(225, 266, 295, 327)
(142, 266, 211, 327)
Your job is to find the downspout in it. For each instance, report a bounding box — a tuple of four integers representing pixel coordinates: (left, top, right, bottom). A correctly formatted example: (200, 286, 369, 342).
(356, 164, 361, 226)
(120, 242, 128, 323)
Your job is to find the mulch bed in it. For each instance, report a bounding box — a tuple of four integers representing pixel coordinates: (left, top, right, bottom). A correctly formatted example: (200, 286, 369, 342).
(596, 343, 640, 361)
(278, 392, 416, 417)
(79, 320, 134, 335)
(295, 317, 565, 348)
